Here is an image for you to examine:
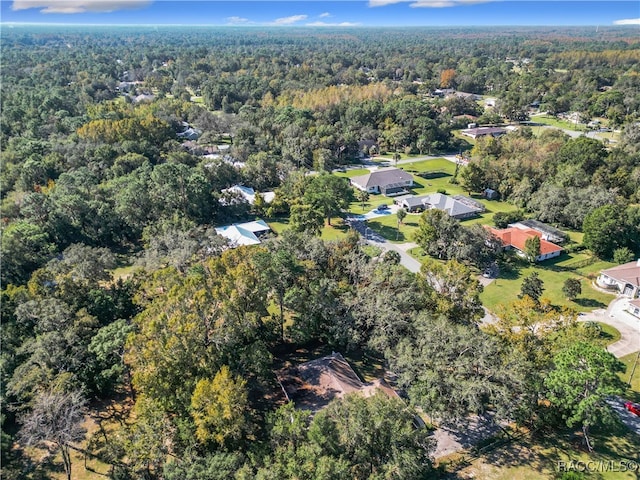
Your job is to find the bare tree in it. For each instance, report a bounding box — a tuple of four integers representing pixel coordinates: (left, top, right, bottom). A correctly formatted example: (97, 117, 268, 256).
(19, 390, 87, 480)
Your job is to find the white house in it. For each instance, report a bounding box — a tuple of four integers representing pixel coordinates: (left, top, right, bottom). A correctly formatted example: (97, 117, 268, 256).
(215, 220, 271, 247)
(221, 185, 275, 205)
(597, 260, 640, 298)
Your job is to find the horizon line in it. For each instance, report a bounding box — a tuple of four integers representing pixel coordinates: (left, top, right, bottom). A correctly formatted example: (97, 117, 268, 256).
(2, 21, 633, 27)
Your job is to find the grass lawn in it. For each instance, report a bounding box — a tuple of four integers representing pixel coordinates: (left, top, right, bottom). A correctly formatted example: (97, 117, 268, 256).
(450, 423, 640, 480)
(333, 168, 370, 179)
(266, 217, 350, 242)
(532, 114, 586, 132)
(481, 253, 616, 313)
(619, 351, 640, 403)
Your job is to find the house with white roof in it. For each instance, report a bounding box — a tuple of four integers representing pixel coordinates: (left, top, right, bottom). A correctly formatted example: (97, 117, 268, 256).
(220, 185, 275, 205)
(215, 219, 271, 247)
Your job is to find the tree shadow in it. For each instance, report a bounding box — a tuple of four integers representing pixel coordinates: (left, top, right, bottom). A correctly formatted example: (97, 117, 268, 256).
(367, 220, 406, 242)
(573, 298, 607, 309)
(418, 171, 451, 179)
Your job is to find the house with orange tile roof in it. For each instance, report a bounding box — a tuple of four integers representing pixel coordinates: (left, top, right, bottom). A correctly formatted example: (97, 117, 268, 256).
(487, 226, 563, 262)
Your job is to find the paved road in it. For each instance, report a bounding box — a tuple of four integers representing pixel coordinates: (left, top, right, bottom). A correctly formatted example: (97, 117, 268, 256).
(347, 217, 422, 273)
(578, 296, 640, 358)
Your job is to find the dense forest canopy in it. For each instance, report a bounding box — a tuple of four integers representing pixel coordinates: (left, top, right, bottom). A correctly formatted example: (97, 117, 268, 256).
(1, 25, 639, 480)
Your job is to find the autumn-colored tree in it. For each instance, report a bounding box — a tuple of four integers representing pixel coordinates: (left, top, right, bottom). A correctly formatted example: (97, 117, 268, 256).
(191, 366, 249, 448)
(440, 69, 456, 88)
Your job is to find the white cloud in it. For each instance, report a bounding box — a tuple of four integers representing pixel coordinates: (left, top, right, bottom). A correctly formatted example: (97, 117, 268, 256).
(306, 21, 360, 27)
(226, 16, 249, 24)
(319, 12, 331, 18)
(613, 18, 640, 25)
(12, 0, 150, 13)
(370, 0, 493, 7)
(273, 14, 307, 25)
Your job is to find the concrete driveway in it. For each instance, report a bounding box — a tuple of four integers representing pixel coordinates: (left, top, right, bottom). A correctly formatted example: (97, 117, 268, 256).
(346, 217, 422, 273)
(578, 296, 640, 358)
(606, 396, 640, 436)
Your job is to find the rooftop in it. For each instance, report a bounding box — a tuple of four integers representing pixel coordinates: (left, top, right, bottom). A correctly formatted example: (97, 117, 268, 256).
(350, 167, 413, 189)
(600, 260, 640, 287)
(488, 226, 563, 256)
(215, 219, 270, 247)
(278, 352, 400, 412)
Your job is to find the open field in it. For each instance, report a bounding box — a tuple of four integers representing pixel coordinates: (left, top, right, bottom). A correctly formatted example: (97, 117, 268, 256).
(480, 253, 616, 313)
(532, 114, 586, 131)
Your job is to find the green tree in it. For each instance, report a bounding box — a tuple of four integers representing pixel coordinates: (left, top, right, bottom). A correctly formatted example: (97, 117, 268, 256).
(613, 247, 634, 265)
(524, 235, 541, 263)
(191, 366, 248, 448)
(289, 203, 324, 236)
(459, 162, 485, 195)
(519, 272, 544, 302)
(396, 207, 407, 226)
(253, 243, 303, 340)
(418, 258, 484, 323)
(392, 314, 522, 422)
(303, 173, 353, 226)
(1, 221, 56, 286)
(582, 204, 625, 259)
(88, 319, 134, 394)
(310, 393, 434, 480)
(413, 209, 460, 260)
(544, 342, 625, 451)
(356, 189, 369, 212)
(562, 278, 582, 301)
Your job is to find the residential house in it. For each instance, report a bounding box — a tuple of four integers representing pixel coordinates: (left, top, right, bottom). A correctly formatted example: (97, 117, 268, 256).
(510, 220, 568, 244)
(597, 260, 640, 298)
(628, 299, 640, 318)
(221, 185, 275, 205)
(460, 126, 507, 139)
(454, 91, 481, 101)
(214, 219, 271, 247)
(177, 122, 201, 141)
(488, 226, 563, 262)
(277, 352, 401, 412)
(350, 168, 414, 196)
(395, 193, 484, 219)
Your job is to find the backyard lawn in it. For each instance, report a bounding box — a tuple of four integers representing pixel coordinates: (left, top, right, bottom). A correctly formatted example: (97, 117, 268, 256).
(480, 253, 616, 313)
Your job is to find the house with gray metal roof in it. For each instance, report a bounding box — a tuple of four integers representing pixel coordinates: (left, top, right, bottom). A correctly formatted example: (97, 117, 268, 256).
(396, 193, 484, 219)
(350, 167, 414, 196)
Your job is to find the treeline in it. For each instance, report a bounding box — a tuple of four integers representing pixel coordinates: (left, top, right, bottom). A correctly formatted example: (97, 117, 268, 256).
(458, 126, 640, 259)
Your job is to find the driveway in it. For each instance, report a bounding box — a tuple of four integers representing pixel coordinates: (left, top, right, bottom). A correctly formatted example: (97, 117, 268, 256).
(606, 397, 640, 436)
(346, 217, 422, 273)
(578, 296, 640, 358)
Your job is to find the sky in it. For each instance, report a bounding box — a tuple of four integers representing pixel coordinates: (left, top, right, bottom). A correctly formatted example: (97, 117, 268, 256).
(1, 0, 639, 27)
